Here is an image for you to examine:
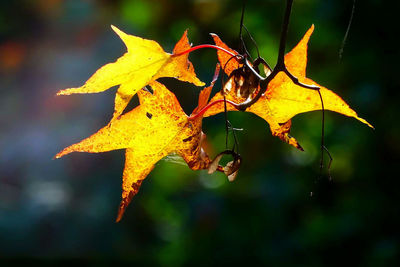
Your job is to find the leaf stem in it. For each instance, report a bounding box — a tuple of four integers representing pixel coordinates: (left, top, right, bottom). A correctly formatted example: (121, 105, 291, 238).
(173, 44, 240, 59)
(189, 99, 239, 121)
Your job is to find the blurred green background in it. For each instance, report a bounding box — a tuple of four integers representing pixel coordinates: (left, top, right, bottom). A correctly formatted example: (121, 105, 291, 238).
(0, 0, 397, 265)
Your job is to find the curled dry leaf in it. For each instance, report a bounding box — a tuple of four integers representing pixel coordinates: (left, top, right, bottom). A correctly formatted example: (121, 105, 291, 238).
(207, 150, 242, 182)
(207, 153, 224, 174)
(57, 26, 204, 119)
(204, 25, 373, 150)
(224, 159, 241, 182)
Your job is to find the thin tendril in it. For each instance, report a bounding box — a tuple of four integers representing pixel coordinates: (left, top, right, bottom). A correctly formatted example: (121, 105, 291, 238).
(317, 89, 325, 174)
(316, 89, 332, 178)
(224, 96, 229, 148)
(242, 25, 260, 59)
(339, 0, 356, 60)
(231, 124, 240, 152)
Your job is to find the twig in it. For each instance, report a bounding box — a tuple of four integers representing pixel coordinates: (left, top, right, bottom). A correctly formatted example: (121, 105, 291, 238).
(236, 0, 320, 111)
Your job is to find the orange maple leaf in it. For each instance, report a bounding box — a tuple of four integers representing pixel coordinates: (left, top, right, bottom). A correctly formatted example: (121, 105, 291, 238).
(55, 78, 220, 222)
(204, 25, 373, 150)
(57, 26, 204, 119)
(210, 33, 241, 76)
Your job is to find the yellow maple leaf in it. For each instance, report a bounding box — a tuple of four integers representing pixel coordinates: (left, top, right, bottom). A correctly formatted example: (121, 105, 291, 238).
(56, 81, 213, 222)
(57, 26, 204, 119)
(203, 25, 373, 150)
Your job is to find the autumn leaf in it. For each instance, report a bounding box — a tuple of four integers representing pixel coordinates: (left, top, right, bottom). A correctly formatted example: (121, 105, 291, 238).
(203, 25, 373, 150)
(57, 26, 204, 119)
(55, 80, 218, 222)
(210, 33, 241, 76)
(55, 0, 375, 225)
(192, 63, 220, 115)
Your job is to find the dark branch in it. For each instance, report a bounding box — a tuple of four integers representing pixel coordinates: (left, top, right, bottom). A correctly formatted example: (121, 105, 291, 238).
(277, 0, 294, 68)
(235, 0, 321, 111)
(283, 68, 320, 90)
(238, 0, 246, 55)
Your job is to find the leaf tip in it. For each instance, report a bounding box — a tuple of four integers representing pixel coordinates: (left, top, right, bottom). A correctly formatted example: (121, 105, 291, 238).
(115, 213, 123, 223)
(54, 151, 64, 159)
(304, 24, 315, 41)
(116, 195, 131, 223)
(115, 202, 126, 223)
(56, 88, 79, 96)
(56, 89, 67, 96)
(54, 144, 78, 159)
(209, 33, 220, 41)
(358, 117, 374, 129)
(110, 24, 118, 32)
(111, 25, 126, 39)
(177, 29, 189, 47)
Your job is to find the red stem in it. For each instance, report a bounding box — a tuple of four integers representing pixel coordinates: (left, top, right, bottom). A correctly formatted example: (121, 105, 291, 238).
(189, 99, 240, 120)
(173, 44, 239, 59)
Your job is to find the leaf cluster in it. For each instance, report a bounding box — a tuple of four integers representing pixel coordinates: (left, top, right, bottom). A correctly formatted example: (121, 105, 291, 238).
(56, 24, 371, 221)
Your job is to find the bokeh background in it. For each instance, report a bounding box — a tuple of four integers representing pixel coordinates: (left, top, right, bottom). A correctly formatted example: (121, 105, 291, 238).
(0, 0, 398, 265)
